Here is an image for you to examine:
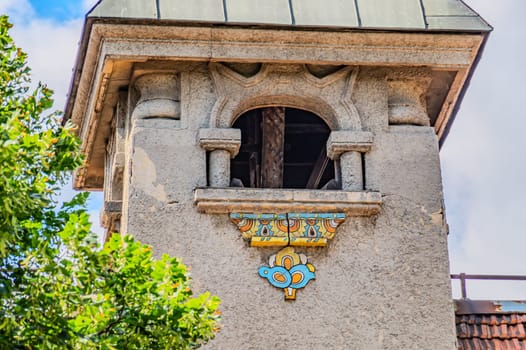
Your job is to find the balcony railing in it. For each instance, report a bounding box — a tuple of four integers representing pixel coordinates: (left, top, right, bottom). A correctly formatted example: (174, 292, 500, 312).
(451, 273, 526, 299)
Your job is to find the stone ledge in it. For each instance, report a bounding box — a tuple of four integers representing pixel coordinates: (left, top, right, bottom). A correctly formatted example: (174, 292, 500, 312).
(194, 188, 382, 215)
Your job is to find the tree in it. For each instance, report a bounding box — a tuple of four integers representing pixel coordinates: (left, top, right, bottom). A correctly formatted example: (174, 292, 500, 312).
(0, 15, 220, 349)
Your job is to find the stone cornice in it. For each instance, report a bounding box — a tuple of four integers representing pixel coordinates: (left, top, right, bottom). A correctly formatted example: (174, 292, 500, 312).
(68, 24, 484, 129)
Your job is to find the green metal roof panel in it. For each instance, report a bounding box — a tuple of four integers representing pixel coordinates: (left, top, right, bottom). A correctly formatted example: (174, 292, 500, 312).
(357, 0, 425, 29)
(422, 0, 477, 16)
(423, 0, 491, 31)
(87, 0, 491, 32)
(226, 0, 292, 25)
(89, 0, 157, 19)
(159, 0, 225, 22)
(427, 16, 491, 31)
(291, 0, 358, 27)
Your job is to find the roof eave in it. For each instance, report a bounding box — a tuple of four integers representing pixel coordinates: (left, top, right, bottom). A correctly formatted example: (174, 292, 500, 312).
(438, 30, 490, 148)
(63, 16, 490, 126)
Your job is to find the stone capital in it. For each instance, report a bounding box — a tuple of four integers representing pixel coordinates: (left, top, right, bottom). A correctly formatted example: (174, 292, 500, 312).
(198, 128, 241, 157)
(326, 131, 373, 159)
(132, 73, 181, 120)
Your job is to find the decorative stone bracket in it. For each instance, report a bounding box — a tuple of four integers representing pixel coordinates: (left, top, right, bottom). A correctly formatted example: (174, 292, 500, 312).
(387, 71, 432, 126)
(230, 212, 345, 247)
(132, 73, 181, 120)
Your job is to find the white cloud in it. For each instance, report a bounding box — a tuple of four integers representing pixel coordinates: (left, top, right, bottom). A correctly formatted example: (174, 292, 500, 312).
(0, 0, 34, 20)
(10, 18, 83, 110)
(443, 0, 526, 299)
(4, 1, 105, 236)
(3, 0, 83, 110)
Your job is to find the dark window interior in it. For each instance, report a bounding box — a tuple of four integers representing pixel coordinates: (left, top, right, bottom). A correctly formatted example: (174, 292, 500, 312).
(231, 107, 336, 189)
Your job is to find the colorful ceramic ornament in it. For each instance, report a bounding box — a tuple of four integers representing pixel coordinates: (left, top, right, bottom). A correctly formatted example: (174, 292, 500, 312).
(230, 213, 289, 246)
(258, 246, 316, 300)
(230, 212, 345, 247)
(288, 213, 345, 246)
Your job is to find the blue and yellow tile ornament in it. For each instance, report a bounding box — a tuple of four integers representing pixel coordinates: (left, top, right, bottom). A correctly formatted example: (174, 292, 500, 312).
(288, 213, 345, 246)
(230, 213, 289, 246)
(230, 212, 345, 247)
(258, 246, 315, 300)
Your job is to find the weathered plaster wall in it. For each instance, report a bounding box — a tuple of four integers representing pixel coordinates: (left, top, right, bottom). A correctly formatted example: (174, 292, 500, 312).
(119, 64, 456, 349)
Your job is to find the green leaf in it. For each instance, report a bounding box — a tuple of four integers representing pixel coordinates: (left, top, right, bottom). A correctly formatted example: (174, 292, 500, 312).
(0, 15, 220, 349)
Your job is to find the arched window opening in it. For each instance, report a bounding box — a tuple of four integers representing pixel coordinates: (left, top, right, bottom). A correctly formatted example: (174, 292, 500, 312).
(231, 107, 337, 189)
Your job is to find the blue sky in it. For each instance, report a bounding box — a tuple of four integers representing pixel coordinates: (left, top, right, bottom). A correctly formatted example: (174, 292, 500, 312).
(28, 0, 88, 21)
(2, 0, 526, 299)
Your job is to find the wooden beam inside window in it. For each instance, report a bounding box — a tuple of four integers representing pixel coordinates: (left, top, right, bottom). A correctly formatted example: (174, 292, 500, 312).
(261, 107, 285, 188)
(306, 146, 329, 189)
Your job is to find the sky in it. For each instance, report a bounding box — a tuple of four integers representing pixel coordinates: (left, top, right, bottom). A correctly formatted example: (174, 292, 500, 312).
(1, 0, 524, 300)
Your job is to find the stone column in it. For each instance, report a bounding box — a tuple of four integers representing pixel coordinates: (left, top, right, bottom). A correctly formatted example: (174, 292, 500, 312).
(132, 73, 180, 120)
(208, 150, 231, 187)
(340, 151, 363, 191)
(327, 130, 373, 191)
(198, 128, 241, 188)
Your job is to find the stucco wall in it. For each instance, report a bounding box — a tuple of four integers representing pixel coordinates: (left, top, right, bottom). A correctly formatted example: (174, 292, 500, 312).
(119, 64, 456, 349)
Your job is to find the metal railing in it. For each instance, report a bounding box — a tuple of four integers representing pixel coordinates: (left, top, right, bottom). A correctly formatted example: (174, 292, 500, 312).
(451, 273, 526, 299)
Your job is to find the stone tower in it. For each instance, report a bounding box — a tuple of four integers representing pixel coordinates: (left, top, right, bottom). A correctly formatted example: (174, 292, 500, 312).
(64, 1, 490, 348)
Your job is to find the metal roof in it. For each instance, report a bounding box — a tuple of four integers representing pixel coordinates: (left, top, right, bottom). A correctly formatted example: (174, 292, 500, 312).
(88, 0, 491, 32)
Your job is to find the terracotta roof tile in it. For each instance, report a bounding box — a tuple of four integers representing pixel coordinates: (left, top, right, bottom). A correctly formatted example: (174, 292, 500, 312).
(456, 313, 526, 350)
(511, 315, 522, 325)
(512, 324, 526, 339)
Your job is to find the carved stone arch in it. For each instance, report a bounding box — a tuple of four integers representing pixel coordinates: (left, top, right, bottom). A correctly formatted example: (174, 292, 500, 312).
(229, 94, 340, 130)
(208, 63, 362, 131)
